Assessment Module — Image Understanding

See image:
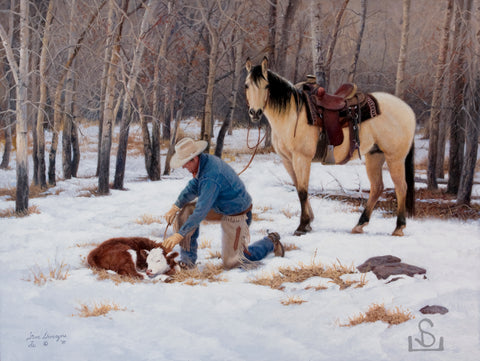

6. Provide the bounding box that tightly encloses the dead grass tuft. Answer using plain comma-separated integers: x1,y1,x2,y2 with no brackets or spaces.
0,204,41,218
250,260,367,291
134,214,163,225
340,303,414,327
74,302,127,318
90,268,144,285
281,296,307,306
198,239,212,249
283,243,300,252
27,261,70,286
170,262,225,285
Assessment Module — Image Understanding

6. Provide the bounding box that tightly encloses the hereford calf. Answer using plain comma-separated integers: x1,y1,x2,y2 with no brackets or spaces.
87,237,178,279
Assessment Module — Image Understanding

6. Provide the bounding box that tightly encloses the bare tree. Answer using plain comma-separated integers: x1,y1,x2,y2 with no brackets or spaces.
98,0,128,195
456,0,477,205
347,0,367,83
395,0,411,99
275,0,301,75
113,0,158,190
427,0,454,190
0,0,30,213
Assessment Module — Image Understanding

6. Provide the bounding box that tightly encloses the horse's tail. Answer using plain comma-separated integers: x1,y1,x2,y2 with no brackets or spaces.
405,142,415,217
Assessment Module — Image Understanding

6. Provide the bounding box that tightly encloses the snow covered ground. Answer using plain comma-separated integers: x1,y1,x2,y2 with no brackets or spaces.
0,122,479,361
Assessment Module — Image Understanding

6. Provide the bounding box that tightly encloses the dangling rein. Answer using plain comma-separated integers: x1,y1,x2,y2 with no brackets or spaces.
237,125,267,176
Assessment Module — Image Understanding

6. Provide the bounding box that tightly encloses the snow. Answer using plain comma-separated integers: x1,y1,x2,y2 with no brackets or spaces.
1,122,479,361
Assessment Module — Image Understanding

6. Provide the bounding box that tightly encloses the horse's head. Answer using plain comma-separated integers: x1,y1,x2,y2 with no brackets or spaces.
245,57,270,123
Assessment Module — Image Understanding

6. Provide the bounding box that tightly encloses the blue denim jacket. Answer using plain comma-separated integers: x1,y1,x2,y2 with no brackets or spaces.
174,153,252,237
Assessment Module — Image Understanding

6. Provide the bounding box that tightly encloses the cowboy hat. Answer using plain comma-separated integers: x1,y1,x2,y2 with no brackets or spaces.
171,137,208,168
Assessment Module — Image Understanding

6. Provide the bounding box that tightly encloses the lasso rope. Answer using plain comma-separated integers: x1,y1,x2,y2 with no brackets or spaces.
237,125,267,176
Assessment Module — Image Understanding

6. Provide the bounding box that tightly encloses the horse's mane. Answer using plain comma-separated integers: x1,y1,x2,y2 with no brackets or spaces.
250,65,305,114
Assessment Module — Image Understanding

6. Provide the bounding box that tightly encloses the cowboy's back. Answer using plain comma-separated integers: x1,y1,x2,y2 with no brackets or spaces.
175,153,252,237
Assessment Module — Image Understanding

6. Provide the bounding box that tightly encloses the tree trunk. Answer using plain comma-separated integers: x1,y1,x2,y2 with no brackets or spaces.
98,0,127,195
0,0,31,213
347,0,367,83
456,0,476,205
276,0,300,76
62,0,77,180
447,0,467,194
114,0,156,190
215,41,243,157
427,0,454,190
49,0,106,185
395,0,411,99
34,0,53,188
267,0,277,69
0,0,16,170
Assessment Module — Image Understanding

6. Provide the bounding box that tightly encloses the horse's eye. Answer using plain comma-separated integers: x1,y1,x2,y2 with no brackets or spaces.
265,85,269,90
245,84,249,89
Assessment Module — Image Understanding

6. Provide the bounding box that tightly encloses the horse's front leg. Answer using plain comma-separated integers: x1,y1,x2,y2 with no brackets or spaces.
292,154,313,236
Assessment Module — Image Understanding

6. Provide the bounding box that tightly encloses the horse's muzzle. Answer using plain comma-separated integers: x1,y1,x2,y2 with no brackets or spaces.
248,108,263,122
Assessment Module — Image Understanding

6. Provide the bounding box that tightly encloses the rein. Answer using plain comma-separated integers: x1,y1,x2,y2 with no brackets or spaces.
237,125,267,176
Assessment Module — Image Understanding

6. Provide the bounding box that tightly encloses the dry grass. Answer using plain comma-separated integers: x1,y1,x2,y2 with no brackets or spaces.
249,260,367,291
0,204,41,218
206,250,222,259
170,262,225,285
340,303,414,327
313,188,480,220
27,261,70,286
281,296,307,306
283,243,300,252
134,213,163,225
74,302,127,318
198,239,212,249
90,267,144,285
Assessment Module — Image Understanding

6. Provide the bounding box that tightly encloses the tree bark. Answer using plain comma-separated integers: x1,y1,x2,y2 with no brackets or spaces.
0,0,30,212
347,0,367,83
98,0,127,195
395,0,411,99
114,0,156,190
447,0,467,194
456,0,477,205
427,0,454,190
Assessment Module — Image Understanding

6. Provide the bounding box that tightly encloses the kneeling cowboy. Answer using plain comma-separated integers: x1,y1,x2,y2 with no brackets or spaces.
163,137,284,268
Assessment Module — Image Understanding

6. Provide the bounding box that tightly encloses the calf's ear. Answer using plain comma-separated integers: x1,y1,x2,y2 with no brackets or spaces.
167,251,179,260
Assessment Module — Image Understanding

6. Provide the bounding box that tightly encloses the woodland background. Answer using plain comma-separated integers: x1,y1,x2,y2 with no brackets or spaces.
0,0,479,214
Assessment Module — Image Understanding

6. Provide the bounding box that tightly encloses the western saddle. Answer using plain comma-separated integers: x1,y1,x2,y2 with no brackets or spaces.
297,75,379,164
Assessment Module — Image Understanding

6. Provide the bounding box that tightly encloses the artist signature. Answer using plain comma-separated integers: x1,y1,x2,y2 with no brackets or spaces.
26,331,68,348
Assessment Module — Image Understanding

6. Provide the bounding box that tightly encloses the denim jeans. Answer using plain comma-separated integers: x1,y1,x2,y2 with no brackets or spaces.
180,210,274,265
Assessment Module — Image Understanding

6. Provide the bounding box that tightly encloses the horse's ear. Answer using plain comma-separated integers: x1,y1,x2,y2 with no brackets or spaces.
261,56,268,79
246,57,252,72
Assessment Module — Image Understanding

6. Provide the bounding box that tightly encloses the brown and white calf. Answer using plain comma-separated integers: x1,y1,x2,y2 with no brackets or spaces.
87,237,178,280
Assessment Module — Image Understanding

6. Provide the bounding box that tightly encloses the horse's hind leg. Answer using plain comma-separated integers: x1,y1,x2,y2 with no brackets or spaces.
352,151,385,234
291,154,314,235
386,157,408,236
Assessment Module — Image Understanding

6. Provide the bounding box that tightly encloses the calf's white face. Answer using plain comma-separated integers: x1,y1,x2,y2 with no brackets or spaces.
146,248,169,277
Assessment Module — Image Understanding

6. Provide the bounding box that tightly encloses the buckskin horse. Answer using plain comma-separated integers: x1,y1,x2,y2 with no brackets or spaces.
245,57,415,236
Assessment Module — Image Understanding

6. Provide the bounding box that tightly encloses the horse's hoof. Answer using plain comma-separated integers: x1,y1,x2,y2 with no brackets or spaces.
294,223,312,236
392,228,405,237
351,224,366,234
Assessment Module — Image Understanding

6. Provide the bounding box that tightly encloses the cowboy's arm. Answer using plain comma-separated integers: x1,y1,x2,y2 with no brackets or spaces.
178,179,220,237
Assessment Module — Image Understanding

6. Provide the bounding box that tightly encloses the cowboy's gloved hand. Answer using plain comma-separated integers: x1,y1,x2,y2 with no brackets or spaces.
164,204,180,224
163,233,183,251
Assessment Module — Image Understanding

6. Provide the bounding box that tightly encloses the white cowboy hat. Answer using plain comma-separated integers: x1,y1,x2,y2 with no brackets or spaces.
171,137,208,168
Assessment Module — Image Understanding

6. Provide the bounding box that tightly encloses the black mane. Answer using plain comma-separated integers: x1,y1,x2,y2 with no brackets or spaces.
250,65,304,114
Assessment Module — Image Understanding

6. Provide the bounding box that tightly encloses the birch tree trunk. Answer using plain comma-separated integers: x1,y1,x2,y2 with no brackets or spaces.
0,0,15,170
0,0,30,213
276,0,300,75
98,0,127,194
447,0,467,194
62,0,77,180
427,0,454,190
310,0,325,86
34,0,54,188
456,0,477,205
395,0,411,99
347,0,367,83
114,0,156,190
